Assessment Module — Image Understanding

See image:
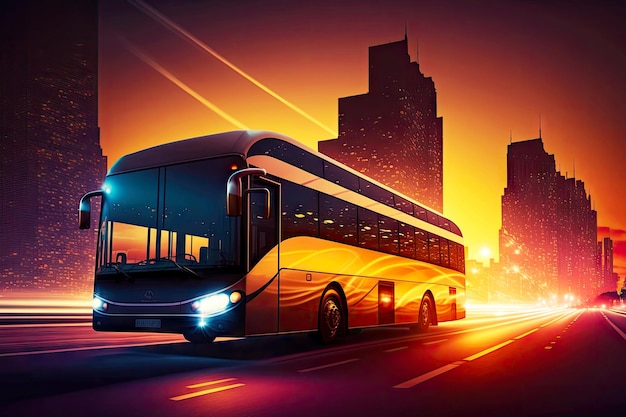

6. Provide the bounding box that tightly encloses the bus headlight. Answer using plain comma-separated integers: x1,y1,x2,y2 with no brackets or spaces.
191,291,243,316
92,297,108,311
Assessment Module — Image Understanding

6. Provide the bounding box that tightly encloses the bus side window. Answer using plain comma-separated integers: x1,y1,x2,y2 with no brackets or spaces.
281,180,318,240
415,228,429,262
249,180,278,267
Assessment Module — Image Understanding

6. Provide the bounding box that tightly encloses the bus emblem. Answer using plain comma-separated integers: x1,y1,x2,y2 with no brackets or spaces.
144,290,154,300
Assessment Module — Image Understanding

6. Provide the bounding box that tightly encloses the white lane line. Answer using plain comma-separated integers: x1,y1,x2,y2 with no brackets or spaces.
297,358,359,373
385,346,408,352
602,313,626,341
393,361,465,389
463,340,515,362
423,338,448,345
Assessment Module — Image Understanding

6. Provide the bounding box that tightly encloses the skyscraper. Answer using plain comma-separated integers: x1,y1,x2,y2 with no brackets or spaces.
318,34,443,212
0,0,106,295
499,138,597,303
602,237,615,293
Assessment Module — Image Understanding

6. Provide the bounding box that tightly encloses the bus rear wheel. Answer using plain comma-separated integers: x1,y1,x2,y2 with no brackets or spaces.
417,296,432,333
318,289,344,344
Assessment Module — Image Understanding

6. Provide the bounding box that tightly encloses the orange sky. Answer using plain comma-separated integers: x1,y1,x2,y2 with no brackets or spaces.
99,0,626,276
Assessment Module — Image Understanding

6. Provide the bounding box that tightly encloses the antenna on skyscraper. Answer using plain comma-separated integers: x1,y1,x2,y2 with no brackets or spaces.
509,129,512,144
405,20,408,41
539,113,542,138
573,159,576,178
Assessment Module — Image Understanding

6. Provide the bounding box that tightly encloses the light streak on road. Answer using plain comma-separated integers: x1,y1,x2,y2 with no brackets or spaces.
393,307,581,389
422,338,448,345
297,358,360,373
385,346,408,352
127,0,337,137
0,340,180,358
170,378,245,401
119,37,248,129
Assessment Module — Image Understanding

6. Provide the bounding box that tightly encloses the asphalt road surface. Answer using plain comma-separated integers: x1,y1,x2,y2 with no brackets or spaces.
1,305,625,417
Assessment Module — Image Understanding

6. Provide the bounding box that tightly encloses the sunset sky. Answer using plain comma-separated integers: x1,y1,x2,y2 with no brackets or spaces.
98,0,626,276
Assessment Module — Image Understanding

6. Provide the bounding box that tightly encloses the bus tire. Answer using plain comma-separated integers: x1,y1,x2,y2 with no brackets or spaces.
318,288,344,344
417,295,433,333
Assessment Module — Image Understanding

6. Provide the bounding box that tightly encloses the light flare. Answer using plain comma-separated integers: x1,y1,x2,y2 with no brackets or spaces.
119,37,248,129
127,0,337,137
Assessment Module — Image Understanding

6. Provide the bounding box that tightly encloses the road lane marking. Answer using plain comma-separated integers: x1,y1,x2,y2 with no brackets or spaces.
385,346,408,352
393,361,465,389
297,358,359,373
463,340,515,362
263,308,571,367
514,329,538,339
394,326,546,389
423,338,448,345
602,313,626,341
0,340,179,358
170,381,245,401
187,378,238,389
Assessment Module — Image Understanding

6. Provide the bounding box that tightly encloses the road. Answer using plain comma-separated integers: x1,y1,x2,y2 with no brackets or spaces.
0,305,625,417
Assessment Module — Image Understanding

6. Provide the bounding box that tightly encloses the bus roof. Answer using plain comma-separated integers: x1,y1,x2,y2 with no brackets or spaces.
108,130,290,175
107,130,461,236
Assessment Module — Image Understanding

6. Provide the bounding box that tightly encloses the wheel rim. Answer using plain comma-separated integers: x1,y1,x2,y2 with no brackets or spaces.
323,297,341,338
420,299,430,328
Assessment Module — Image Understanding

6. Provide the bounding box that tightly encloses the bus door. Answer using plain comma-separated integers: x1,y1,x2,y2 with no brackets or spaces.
245,177,280,335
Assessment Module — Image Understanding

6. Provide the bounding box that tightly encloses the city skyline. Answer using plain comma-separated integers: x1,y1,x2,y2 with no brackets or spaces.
98,0,626,277
0,0,106,294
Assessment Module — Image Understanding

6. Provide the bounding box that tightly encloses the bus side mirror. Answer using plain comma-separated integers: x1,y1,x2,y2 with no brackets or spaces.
78,190,103,229
226,168,267,216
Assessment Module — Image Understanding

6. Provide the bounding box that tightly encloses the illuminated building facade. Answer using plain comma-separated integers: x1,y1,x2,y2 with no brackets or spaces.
318,35,443,212
499,138,597,303
601,237,617,293
0,0,106,295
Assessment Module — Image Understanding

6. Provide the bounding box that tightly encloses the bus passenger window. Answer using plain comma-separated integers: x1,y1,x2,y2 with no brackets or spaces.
358,207,378,250
281,180,318,240
440,238,450,268
399,223,415,259
428,233,440,265
415,228,429,262
320,194,357,245
379,216,398,255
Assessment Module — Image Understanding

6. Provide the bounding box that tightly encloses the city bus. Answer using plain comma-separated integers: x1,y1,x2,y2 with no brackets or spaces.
79,130,465,344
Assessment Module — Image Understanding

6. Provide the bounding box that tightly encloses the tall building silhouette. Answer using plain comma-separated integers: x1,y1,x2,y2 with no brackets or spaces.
602,237,616,293
318,34,443,212
0,0,106,295
499,138,597,303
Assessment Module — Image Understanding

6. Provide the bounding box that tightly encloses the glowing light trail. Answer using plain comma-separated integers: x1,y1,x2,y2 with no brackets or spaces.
120,37,248,129
128,0,337,137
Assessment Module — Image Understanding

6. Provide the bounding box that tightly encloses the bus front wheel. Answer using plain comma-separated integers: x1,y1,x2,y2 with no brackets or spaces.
318,289,344,344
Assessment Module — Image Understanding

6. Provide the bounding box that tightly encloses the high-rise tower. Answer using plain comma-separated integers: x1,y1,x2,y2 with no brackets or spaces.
499,138,597,303
318,35,443,211
0,0,107,295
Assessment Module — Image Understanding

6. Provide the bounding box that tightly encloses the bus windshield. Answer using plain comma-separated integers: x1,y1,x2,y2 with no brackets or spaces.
97,157,242,274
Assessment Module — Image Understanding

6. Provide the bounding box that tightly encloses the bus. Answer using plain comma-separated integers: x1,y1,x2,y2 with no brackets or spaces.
79,130,465,344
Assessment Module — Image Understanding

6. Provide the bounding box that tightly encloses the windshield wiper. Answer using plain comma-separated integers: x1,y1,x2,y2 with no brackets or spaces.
159,257,202,279
112,263,134,282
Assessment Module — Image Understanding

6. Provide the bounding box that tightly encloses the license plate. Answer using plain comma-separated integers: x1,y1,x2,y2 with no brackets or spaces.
135,318,161,329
